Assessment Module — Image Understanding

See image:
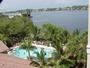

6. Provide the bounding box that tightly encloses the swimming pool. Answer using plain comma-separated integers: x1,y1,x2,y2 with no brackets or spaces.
12,47,55,59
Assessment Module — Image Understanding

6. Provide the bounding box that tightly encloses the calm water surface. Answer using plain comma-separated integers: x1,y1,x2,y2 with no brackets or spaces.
31,11,88,32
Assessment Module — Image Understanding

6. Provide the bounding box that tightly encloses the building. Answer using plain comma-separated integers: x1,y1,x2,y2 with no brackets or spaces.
2,12,22,18
0,54,37,68
0,41,9,53
87,1,90,68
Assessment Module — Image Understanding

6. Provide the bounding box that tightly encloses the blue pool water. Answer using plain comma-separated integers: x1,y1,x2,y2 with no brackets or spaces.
13,47,54,59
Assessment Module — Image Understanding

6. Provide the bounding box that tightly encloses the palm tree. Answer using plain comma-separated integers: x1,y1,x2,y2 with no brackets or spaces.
42,23,57,41
67,31,87,68
48,51,75,68
51,28,66,59
31,49,47,68
48,27,77,68
20,38,35,60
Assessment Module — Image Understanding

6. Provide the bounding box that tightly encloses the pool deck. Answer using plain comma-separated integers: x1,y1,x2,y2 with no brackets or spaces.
32,43,55,50
0,53,37,68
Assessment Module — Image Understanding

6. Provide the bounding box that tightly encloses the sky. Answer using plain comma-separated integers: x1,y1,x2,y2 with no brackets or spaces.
0,0,88,11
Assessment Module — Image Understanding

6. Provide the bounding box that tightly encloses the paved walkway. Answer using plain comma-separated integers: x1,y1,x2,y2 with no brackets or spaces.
0,54,37,68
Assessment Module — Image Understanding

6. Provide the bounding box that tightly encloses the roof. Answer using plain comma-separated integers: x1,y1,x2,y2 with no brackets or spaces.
0,41,9,53
0,54,37,68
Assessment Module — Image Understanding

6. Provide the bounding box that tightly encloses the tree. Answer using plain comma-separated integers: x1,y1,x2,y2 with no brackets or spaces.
0,34,8,44
73,29,80,36
67,31,87,68
0,16,36,47
34,49,47,68
20,38,35,60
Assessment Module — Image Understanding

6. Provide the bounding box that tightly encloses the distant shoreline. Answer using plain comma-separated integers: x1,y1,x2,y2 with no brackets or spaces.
0,5,88,13
31,10,87,13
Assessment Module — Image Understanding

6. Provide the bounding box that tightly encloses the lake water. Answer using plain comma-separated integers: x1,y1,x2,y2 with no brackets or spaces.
31,11,88,32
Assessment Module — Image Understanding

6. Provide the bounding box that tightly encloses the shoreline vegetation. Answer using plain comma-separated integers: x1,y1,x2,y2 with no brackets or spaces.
0,8,87,68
